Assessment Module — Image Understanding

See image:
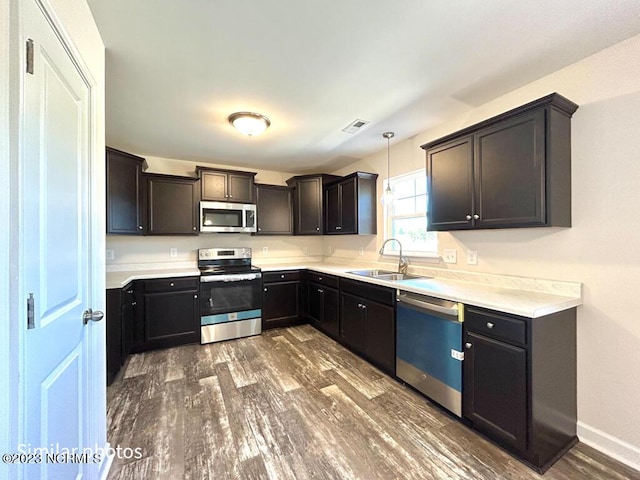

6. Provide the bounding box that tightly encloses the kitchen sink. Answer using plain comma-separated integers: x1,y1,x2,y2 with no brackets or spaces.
347,270,429,281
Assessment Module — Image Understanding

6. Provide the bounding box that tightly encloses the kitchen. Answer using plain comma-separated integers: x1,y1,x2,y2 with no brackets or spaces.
4,1,640,479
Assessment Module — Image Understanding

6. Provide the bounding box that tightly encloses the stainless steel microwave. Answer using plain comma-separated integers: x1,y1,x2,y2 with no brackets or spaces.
200,201,257,233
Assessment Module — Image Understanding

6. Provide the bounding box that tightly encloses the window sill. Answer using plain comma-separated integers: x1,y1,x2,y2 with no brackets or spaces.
381,250,440,262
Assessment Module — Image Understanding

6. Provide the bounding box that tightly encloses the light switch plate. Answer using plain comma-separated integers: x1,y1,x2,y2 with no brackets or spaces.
170,247,178,258
443,249,457,264
262,246,269,254
106,249,114,261
467,249,478,265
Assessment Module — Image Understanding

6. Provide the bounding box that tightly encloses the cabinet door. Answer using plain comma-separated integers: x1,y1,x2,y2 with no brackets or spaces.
463,331,527,453
322,287,339,338
307,283,323,325
228,173,254,203
363,300,395,374
262,281,300,329
426,136,474,231
106,148,145,234
339,178,357,234
340,292,366,352
474,110,545,228
200,170,228,201
255,185,293,235
324,183,341,233
120,286,135,360
296,177,322,234
147,176,199,235
106,289,122,385
143,289,199,350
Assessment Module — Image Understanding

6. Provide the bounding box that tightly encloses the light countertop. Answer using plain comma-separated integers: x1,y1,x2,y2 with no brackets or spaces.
107,262,582,318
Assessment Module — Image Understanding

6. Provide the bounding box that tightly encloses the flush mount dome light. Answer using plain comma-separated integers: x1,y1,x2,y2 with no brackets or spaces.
228,112,271,137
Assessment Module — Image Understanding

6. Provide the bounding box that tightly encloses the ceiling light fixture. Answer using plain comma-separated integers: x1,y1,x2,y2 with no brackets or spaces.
381,131,395,206
228,112,271,137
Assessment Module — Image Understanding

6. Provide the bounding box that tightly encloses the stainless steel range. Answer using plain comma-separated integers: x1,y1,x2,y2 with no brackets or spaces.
198,247,262,344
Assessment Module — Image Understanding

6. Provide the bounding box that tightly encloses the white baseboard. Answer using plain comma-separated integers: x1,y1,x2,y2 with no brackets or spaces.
577,421,640,472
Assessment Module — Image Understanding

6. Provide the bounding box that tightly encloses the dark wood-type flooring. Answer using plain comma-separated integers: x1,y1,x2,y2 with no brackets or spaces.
107,325,639,479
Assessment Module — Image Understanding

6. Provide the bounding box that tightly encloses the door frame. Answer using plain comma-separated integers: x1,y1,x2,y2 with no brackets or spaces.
2,0,107,478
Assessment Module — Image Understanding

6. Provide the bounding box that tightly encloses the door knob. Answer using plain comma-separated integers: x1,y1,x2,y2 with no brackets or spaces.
83,309,104,325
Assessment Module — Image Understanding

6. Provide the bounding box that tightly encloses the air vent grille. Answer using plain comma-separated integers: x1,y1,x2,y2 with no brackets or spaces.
342,119,370,134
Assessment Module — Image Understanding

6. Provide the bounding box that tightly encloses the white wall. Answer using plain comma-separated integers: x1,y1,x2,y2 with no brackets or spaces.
332,34,640,468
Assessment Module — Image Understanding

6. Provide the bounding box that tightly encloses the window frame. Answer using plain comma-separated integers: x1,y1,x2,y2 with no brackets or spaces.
381,168,438,259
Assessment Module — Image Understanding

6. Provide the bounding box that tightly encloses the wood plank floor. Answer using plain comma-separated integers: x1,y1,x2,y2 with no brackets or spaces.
107,325,639,480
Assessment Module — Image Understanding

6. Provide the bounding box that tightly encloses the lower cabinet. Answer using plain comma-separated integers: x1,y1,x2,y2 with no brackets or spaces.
262,270,304,329
106,283,136,385
463,305,577,472
339,278,396,375
135,276,200,351
306,272,339,338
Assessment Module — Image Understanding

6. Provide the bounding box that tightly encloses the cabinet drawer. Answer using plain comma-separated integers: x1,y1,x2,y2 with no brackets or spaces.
263,270,302,283
306,271,339,288
465,307,526,346
143,276,199,293
340,278,395,306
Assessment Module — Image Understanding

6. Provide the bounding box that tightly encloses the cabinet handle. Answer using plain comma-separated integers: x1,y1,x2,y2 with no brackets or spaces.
466,214,472,220
486,322,494,329
318,289,324,294
258,228,262,231
465,342,472,349
229,195,233,198
336,226,342,230
316,227,320,231
319,277,322,280
126,289,133,294
357,303,362,308
264,288,268,292
131,301,137,306
194,294,198,299
281,274,285,279
473,214,480,220
138,225,143,230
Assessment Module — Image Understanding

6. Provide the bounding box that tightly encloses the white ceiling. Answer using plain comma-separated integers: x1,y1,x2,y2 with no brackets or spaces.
88,0,640,174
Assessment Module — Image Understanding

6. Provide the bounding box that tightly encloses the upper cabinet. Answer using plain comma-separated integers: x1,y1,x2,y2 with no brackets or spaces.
324,172,378,235
196,166,256,203
254,184,293,235
286,174,341,235
422,93,578,231
106,147,147,234
145,174,199,235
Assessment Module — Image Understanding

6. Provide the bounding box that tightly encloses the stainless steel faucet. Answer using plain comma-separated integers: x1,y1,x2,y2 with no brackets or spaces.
379,238,408,274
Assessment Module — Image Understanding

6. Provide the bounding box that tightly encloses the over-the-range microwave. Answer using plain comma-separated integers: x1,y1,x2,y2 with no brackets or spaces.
199,201,257,233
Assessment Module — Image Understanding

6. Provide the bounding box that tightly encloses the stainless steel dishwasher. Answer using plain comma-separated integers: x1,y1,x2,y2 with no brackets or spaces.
396,291,464,417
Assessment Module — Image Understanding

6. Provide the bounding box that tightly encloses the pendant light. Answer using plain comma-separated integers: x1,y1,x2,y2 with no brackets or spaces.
380,131,395,206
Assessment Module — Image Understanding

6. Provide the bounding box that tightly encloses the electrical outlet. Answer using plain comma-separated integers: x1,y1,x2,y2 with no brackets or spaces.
262,246,269,254
359,247,364,256
303,246,308,255
328,245,333,255
170,247,178,258
106,249,114,261
443,249,457,264
467,249,478,265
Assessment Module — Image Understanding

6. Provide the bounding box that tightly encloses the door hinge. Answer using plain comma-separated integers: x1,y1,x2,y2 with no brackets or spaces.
27,293,35,329
26,39,34,75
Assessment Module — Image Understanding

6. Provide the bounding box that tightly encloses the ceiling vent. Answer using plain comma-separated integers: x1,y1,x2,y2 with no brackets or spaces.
342,119,370,134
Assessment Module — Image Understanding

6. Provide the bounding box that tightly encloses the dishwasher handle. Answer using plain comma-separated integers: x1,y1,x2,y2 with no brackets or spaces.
397,293,459,318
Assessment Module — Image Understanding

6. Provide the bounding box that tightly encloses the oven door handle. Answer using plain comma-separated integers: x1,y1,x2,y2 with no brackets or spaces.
200,273,261,283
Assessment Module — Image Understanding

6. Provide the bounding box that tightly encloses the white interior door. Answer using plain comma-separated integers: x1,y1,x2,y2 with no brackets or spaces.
21,1,99,479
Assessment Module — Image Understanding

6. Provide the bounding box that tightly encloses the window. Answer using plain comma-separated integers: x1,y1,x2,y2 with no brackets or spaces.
382,169,438,256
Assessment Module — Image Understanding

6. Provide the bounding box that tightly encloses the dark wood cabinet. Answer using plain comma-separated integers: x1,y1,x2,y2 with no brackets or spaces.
262,270,303,329
196,166,256,203
255,184,293,235
339,278,395,374
286,174,341,235
146,174,199,235
422,93,578,231
106,283,136,384
137,277,200,351
324,172,378,235
306,272,339,338
463,305,577,472
106,147,147,234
